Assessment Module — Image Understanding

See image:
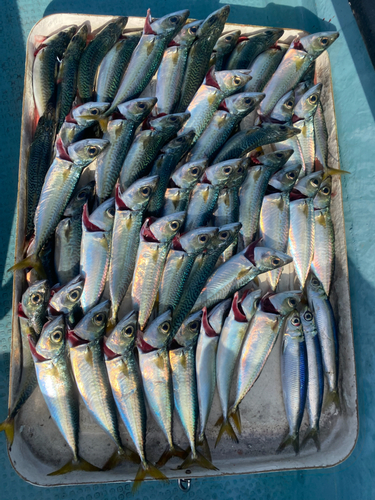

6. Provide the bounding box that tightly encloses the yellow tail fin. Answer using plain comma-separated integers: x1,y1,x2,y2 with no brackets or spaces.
322,166,350,180
8,254,46,279
197,433,212,461
276,432,299,455
156,444,187,467
215,417,238,448
0,417,15,446
301,427,320,451
323,389,341,413
98,117,110,133
229,406,242,434
102,446,140,470
132,462,169,493
48,456,101,476
178,450,218,471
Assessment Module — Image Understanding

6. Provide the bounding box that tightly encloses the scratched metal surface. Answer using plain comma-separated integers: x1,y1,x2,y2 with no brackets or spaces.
0,0,374,498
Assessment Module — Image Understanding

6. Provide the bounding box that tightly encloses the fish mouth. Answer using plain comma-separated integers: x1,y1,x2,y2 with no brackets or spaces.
142,112,167,131
103,340,121,360
260,292,279,314
28,335,49,362
140,218,160,243
290,189,307,201
18,303,27,319
67,329,90,348
292,114,302,124
82,203,104,232
136,332,158,353
171,233,185,251
55,137,73,162
218,100,229,112
201,173,211,184
115,184,131,211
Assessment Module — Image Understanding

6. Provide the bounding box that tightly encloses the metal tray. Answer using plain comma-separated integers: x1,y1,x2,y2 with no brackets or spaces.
8,13,358,487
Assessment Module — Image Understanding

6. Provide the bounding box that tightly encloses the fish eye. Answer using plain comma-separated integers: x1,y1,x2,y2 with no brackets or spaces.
223,166,232,174
254,298,260,308
175,136,184,143
311,278,319,286
77,191,87,200
87,146,98,156
320,36,329,45
170,221,180,231
106,207,115,218
287,172,295,179
288,297,297,307
189,321,199,331
93,313,105,326
190,167,199,176
189,26,197,34
51,329,63,343
225,35,232,41
137,102,145,109
90,108,98,116
276,152,284,158
233,77,242,85
68,289,81,302
141,186,151,197
169,116,177,122
311,178,319,187
291,316,301,326
264,30,273,35
161,322,170,333
72,35,77,41
304,311,313,321
285,100,294,108
219,231,228,240
309,94,318,104
198,235,208,243
124,325,134,337
280,126,287,131
322,186,330,195
272,257,281,266
31,293,42,304
244,97,253,105
170,16,178,23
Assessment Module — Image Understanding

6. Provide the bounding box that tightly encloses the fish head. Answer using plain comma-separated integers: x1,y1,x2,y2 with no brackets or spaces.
106,310,138,355
33,316,66,361
207,298,232,334
262,290,302,315
306,272,327,301
113,16,129,31
263,123,301,142
22,280,50,322
163,130,195,157
119,175,159,211
314,176,332,209
269,163,301,192
293,83,322,121
68,138,109,167
64,181,95,217
257,149,294,170
299,31,339,57
225,92,265,117
152,112,190,135
270,90,295,124
214,30,241,54
141,310,172,349
248,27,284,46
172,160,207,189
283,310,304,341
72,102,111,126
241,289,263,321
197,6,230,38
208,222,242,252
253,246,293,272
117,97,157,123
294,82,309,105
87,197,115,231
73,301,110,342
299,304,317,334
294,171,323,198
174,19,203,45
149,212,185,242
150,9,190,39
49,276,84,315
203,158,242,187
68,24,88,50
174,310,202,347
178,226,219,254
215,70,252,94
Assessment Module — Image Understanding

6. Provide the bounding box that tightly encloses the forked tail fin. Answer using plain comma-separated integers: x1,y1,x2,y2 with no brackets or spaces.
0,417,15,446
301,427,320,451
276,432,299,455
228,406,242,434
48,456,101,476
197,433,212,461
214,416,239,447
132,462,169,493
8,254,46,279
102,446,140,470
156,444,187,467
322,166,350,180
178,450,218,471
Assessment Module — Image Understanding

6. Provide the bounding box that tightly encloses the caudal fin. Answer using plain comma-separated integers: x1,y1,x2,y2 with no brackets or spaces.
156,444,187,467
8,254,46,279
0,417,15,446
301,427,320,451
197,433,212,461
228,406,242,434
178,450,218,471
132,462,169,493
323,166,350,180
276,432,299,455
48,456,101,476
323,389,341,413
102,446,140,470
215,416,238,447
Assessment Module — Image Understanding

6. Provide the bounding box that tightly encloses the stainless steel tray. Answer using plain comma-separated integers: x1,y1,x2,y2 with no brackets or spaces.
9,13,358,487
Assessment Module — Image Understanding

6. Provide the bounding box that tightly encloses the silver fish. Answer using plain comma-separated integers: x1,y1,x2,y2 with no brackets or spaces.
244,43,288,93
49,275,84,328
212,30,241,71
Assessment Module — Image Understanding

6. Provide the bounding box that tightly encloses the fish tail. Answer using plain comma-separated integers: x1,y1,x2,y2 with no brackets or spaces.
322,166,350,180
8,254,46,279
178,450,218,471
215,417,239,447
228,406,242,434
0,417,15,446
102,446,140,470
323,389,341,412
132,462,169,493
107,308,118,331
48,456,101,476
197,433,212,461
98,117,110,133
156,444,187,467
301,427,321,451
276,432,299,455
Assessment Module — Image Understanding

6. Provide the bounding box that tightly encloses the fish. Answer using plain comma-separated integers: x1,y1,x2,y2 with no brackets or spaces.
56,25,88,131
188,92,265,163
95,97,157,203
259,163,301,290
158,226,218,314
229,290,301,430
314,102,328,171
30,315,100,474
49,276,84,328
104,311,167,489
137,310,186,466
96,31,142,103
213,124,300,163
269,90,295,124
239,150,293,248
244,43,288,93
80,202,114,314
226,28,284,70
179,67,252,144
212,30,241,71
33,26,76,117
69,301,139,468
21,279,50,335
196,301,231,459
169,311,217,471
184,158,247,232
54,181,95,286
10,138,109,277
132,212,186,330
215,290,261,445
155,20,202,115
176,6,230,113
191,243,293,313
292,83,322,174
311,177,334,295
108,176,159,328
306,272,339,410
108,9,190,113
300,306,324,451
119,112,190,191
147,130,195,217
26,101,57,238
277,311,307,454
259,31,339,118
78,17,128,102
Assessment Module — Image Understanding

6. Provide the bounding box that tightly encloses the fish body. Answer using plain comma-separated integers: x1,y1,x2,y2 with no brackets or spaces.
314,103,328,170
244,44,288,92
55,216,82,286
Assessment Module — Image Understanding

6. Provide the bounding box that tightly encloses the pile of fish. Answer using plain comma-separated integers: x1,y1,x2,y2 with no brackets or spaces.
1,6,344,489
